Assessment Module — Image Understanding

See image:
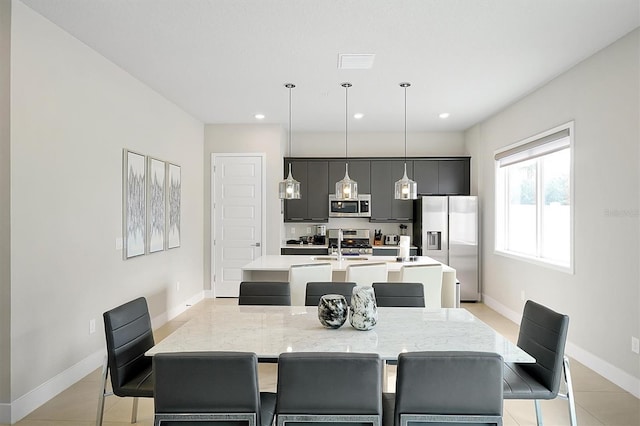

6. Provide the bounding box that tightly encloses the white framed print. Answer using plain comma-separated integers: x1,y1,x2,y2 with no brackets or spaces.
123,149,146,259
167,162,181,249
147,157,166,253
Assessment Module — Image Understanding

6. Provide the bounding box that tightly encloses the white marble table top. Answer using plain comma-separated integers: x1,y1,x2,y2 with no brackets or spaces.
147,305,534,363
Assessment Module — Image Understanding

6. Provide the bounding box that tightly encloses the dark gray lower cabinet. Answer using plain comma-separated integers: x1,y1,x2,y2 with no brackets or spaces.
372,247,417,256
281,247,329,255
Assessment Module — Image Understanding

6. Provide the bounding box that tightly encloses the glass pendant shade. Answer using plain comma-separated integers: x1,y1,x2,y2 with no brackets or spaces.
279,163,301,199
335,82,358,200
335,162,358,200
394,162,418,200
279,83,301,199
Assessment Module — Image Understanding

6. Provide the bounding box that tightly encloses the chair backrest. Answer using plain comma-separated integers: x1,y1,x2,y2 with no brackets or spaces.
153,351,262,426
394,351,503,426
239,281,291,305
276,352,382,426
103,297,154,396
345,262,388,287
372,282,425,307
399,264,443,308
517,300,570,395
305,281,356,306
288,263,332,306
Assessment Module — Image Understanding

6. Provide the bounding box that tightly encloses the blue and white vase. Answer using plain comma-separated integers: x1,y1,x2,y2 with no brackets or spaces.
318,294,349,329
349,286,378,330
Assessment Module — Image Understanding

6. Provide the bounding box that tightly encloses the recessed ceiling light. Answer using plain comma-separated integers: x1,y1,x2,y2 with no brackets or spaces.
439,112,450,119
353,113,364,119
254,113,265,120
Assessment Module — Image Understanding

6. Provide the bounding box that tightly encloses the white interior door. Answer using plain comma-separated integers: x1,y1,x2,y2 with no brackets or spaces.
212,155,264,297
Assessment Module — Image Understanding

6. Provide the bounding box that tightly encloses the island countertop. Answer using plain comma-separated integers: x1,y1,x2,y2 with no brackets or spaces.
241,255,458,307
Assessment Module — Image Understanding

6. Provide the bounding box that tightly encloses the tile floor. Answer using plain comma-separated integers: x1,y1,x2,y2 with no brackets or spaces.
3,299,638,426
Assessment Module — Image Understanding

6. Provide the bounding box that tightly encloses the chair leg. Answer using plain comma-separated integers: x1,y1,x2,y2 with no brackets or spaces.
131,397,139,423
534,400,543,426
562,356,578,426
96,356,108,426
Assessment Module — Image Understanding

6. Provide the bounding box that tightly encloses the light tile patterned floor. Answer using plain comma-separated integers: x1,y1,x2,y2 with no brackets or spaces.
2,299,638,426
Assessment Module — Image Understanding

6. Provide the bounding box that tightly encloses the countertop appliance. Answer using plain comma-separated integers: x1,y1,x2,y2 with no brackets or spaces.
384,234,399,245
327,229,372,255
328,194,371,218
413,196,479,302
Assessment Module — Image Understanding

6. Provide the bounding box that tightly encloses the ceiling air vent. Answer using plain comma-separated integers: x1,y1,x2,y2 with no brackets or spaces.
338,53,375,69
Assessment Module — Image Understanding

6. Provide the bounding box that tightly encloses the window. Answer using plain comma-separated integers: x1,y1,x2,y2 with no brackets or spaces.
495,123,573,272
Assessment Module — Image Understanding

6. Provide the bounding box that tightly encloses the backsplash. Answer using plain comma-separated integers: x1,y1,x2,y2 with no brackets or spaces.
282,218,412,245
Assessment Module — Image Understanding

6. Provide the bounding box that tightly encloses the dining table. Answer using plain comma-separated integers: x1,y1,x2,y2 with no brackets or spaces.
146,304,534,363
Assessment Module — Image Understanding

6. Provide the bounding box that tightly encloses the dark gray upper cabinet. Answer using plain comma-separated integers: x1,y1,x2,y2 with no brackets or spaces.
438,159,470,195
412,160,439,195
283,159,329,222
328,160,371,194
370,160,413,222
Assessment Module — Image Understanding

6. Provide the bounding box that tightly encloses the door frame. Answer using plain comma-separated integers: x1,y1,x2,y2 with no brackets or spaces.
210,153,267,298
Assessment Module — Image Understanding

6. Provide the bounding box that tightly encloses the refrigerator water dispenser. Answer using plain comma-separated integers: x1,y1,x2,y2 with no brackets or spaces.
427,231,441,250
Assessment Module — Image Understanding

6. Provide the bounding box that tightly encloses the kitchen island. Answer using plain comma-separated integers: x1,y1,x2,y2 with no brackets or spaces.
241,255,458,307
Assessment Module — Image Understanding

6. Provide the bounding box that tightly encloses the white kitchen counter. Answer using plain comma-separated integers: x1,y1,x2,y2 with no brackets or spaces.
241,255,458,307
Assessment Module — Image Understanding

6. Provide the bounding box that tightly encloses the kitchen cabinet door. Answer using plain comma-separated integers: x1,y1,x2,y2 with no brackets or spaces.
284,160,329,222
329,160,371,194
438,159,470,195
413,160,439,195
370,160,413,222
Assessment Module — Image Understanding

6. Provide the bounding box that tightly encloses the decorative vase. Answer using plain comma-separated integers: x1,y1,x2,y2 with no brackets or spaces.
349,286,378,330
317,294,349,329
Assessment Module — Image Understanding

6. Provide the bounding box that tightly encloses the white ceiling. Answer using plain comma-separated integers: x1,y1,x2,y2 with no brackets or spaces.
20,0,640,132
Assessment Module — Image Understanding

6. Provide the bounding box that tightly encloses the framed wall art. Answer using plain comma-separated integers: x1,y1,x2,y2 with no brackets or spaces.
147,157,166,253
167,162,181,249
123,149,146,259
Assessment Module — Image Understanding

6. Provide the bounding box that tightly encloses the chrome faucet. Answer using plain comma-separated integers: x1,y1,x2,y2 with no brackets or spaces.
337,229,343,261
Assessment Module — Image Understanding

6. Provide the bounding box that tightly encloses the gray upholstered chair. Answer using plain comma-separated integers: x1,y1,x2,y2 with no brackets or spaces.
276,352,382,426
305,281,356,306
503,300,576,426
153,351,276,426
97,297,154,426
384,351,504,426
239,281,291,305
372,282,425,307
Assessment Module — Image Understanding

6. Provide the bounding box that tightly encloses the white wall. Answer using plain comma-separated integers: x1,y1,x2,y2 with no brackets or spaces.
465,29,640,396
0,0,11,410
7,2,204,421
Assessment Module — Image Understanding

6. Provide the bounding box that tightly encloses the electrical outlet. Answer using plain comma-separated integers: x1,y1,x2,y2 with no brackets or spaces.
290,227,295,234
306,226,311,234
89,319,96,335
520,290,525,301
632,337,639,354
176,281,181,292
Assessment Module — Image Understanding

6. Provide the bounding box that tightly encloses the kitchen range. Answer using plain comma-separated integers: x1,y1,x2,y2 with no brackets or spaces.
327,228,372,255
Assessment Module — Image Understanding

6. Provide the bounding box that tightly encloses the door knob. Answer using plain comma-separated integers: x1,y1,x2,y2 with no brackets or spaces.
251,242,261,247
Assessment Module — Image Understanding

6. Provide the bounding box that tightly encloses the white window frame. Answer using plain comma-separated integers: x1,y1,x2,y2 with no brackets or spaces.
494,122,574,274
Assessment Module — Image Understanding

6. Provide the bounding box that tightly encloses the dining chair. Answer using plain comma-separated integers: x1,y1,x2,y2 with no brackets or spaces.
239,281,291,305
288,263,332,306
153,351,276,426
97,297,154,426
276,352,382,426
503,300,576,426
305,281,356,306
372,282,425,307
398,264,443,308
383,351,504,426
345,262,388,287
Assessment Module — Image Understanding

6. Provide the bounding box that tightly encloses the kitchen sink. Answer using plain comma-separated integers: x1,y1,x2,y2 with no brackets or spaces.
311,256,370,261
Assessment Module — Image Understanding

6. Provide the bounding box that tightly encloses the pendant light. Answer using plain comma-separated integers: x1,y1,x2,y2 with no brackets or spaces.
335,82,358,200
279,83,301,199
394,82,418,200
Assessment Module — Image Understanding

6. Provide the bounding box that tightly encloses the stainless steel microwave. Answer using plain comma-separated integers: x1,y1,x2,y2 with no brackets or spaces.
329,194,372,218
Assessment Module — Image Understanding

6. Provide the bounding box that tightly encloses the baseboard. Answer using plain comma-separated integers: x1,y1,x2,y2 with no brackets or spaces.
4,293,207,424
483,294,640,399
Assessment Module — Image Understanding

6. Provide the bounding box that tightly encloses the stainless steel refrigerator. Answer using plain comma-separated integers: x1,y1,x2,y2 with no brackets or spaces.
413,196,480,302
